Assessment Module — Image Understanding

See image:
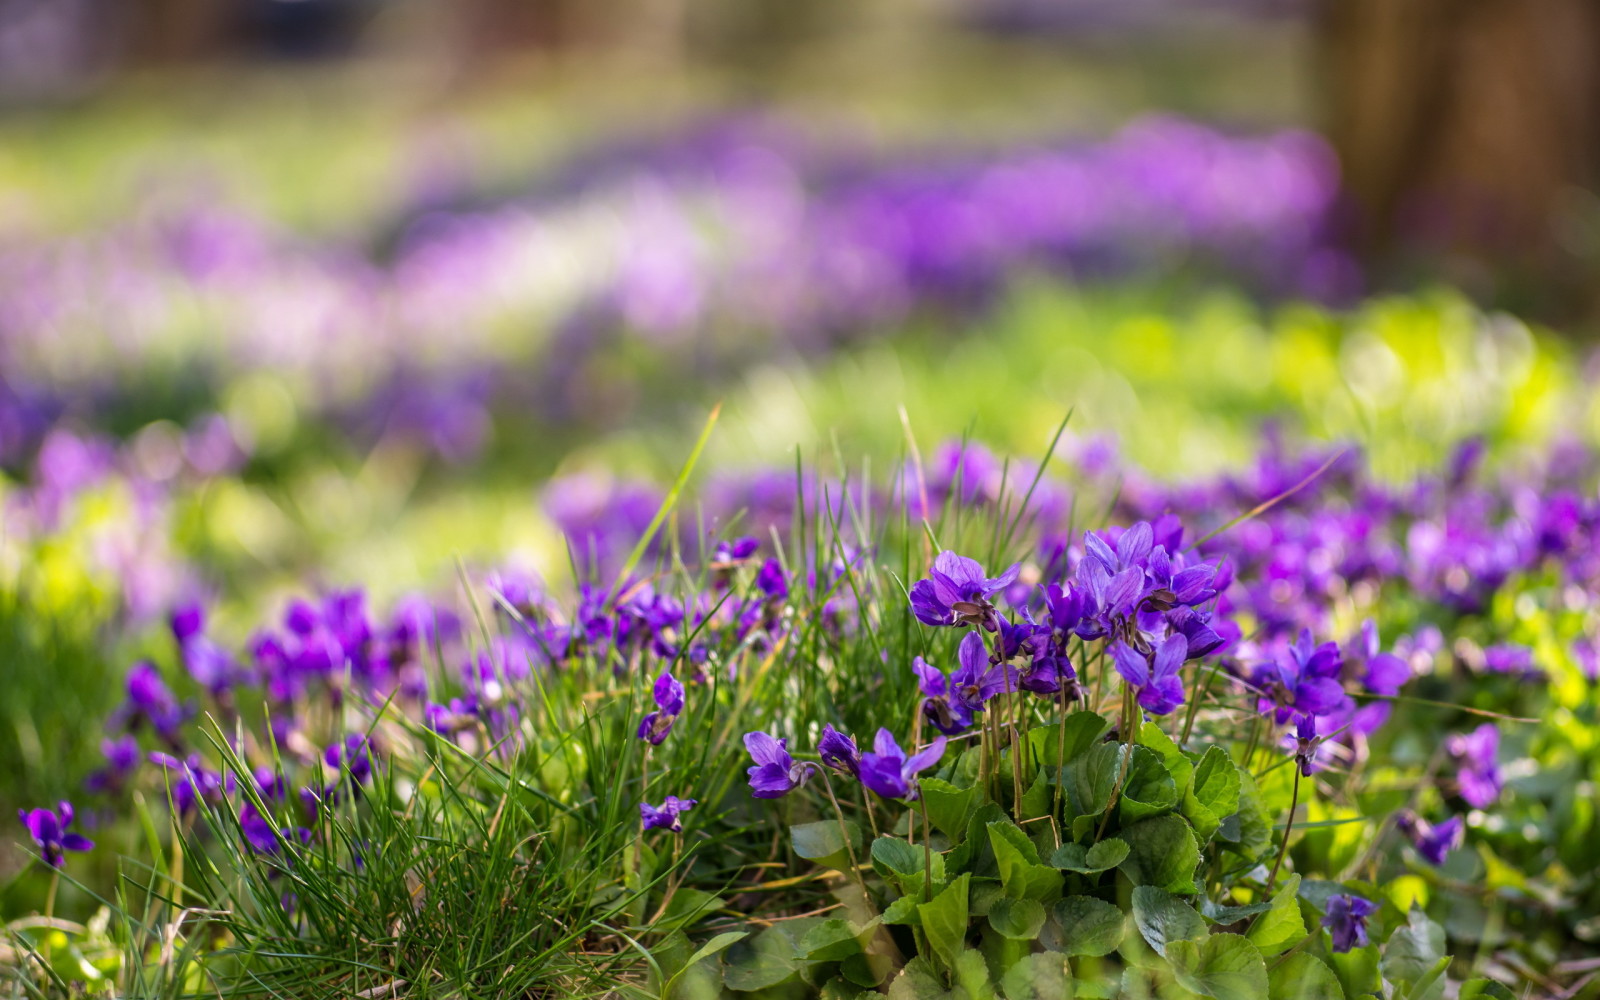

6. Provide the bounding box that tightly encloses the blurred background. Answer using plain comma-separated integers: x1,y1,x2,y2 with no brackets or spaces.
3,0,1599,594
3,0,1600,880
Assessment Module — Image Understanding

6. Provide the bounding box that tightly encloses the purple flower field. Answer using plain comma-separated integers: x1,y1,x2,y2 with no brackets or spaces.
2,56,1599,999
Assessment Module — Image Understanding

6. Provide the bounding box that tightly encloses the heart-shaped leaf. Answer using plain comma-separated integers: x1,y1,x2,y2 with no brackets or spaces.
1131,885,1205,957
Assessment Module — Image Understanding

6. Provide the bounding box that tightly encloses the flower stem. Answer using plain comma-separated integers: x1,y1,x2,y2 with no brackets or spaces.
1180,660,1222,747
917,792,934,902
1266,767,1301,891
1051,684,1070,850
44,869,59,922
633,746,651,890
859,782,881,841
822,771,873,911
1097,682,1137,841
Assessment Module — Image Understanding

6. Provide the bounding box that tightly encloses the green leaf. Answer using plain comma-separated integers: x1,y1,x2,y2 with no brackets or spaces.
955,948,998,1000
1131,886,1205,957
1330,942,1382,999
1019,768,1054,824
948,801,1007,877
840,951,886,989
658,888,724,931
887,956,961,1000
722,926,800,991
1028,712,1111,769
664,931,746,997
1118,745,1180,822
1267,952,1342,1000
1165,933,1268,1000
922,778,977,841
1119,813,1201,893
801,918,865,962
1398,957,1451,1000
871,836,921,880
821,978,875,1000
956,746,984,787
1001,953,1077,1000
1138,721,1194,791
988,819,1044,870
919,872,973,972
1459,979,1516,1000
1065,741,1122,819
989,820,1061,900
1050,895,1126,957
1018,865,1065,903
792,820,861,870
1381,907,1446,987
1217,768,1272,863
1050,837,1129,873
969,877,1005,917
989,897,1047,941
1182,746,1242,843
872,835,942,897
1197,897,1274,924
1245,875,1305,957
881,895,921,926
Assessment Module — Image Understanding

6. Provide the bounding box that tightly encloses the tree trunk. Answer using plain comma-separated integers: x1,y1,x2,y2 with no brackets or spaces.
1316,0,1600,313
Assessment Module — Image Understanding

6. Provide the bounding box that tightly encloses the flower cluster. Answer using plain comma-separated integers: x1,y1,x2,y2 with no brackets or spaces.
0,118,1347,477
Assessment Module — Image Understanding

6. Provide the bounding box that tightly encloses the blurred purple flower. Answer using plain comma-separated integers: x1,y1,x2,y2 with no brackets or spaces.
1323,894,1378,952
1447,724,1502,809
18,802,93,868
1396,812,1464,866
325,734,374,785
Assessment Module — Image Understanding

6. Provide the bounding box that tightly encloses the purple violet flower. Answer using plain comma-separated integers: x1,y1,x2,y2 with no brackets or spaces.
18,802,93,868
325,734,375,785
170,601,206,644
1256,629,1347,725
149,752,230,814
640,795,697,832
1350,620,1411,696
425,697,481,736
710,537,760,573
1323,894,1378,952
637,671,686,745
1447,724,1502,809
121,661,189,740
1109,634,1188,716
239,803,311,856
1139,545,1218,612
818,725,861,778
744,732,815,798
948,630,1018,712
908,551,1019,631
1481,644,1537,676
756,558,789,602
1083,522,1155,578
1292,714,1323,777
85,735,142,794
858,728,947,801
913,656,975,735
1396,812,1464,866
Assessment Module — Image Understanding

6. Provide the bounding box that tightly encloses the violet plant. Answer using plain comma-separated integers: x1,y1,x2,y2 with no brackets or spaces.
4,425,1595,998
